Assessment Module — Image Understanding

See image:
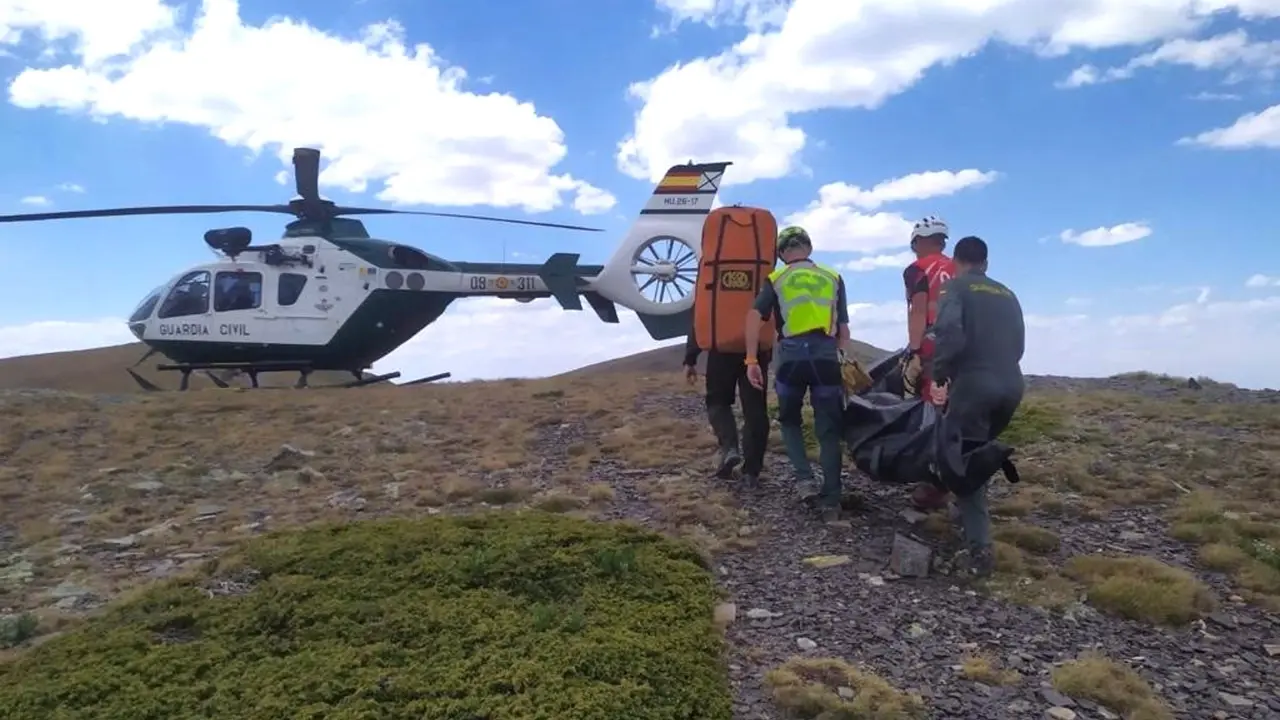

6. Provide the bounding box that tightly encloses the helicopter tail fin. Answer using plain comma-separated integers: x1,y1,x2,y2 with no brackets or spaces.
583,161,731,340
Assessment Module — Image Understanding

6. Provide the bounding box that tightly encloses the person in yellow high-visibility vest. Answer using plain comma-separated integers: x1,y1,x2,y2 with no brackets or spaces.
744,226,851,522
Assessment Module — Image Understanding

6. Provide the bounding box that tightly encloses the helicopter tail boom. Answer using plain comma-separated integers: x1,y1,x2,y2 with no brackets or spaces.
577,161,731,340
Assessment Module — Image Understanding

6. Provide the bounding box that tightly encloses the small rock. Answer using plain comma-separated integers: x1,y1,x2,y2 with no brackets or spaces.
714,603,737,626
899,509,928,524
1218,692,1253,708
836,686,855,700
746,608,782,620
1039,688,1075,707
1045,708,1077,720
796,637,818,651
383,482,403,500
803,554,851,568
128,480,165,492
1096,708,1118,720
1261,643,1280,657
265,444,315,472
1209,612,1236,629
102,535,138,548
889,533,931,578
326,490,366,511
194,504,226,517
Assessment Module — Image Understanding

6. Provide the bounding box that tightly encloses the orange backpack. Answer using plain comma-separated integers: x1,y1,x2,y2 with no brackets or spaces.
693,206,778,354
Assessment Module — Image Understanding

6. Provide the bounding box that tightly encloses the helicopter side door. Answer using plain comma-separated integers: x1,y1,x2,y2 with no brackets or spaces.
151,269,214,341
208,268,271,343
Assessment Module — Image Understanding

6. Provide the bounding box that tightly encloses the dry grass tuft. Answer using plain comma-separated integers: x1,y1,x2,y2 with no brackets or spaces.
1171,491,1280,610
1051,653,1174,720
958,653,1021,686
764,656,928,719
1062,554,1216,625
992,522,1061,555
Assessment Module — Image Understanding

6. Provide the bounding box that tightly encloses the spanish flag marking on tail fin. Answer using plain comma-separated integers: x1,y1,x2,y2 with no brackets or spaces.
655,169,704,193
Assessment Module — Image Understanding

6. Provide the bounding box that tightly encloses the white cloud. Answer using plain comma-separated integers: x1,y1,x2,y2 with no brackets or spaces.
1059,30,1280,88
618,1,1280,185
1190,91,1243,101
837,252,915,273
6,292,1280,389
5,0,615,215
1065,296,1092,307
784,169,997,253
0,318,132,358
18,195,50,206
1059,222,1152,247
1179,103,1280,149
57,182,85,193
653,0,786,32
1246,274,1280,288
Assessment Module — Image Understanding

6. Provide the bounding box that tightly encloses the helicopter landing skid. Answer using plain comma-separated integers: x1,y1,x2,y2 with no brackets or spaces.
125,360,424,392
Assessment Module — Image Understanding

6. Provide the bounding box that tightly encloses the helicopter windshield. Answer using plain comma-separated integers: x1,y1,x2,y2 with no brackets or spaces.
129,285,165,323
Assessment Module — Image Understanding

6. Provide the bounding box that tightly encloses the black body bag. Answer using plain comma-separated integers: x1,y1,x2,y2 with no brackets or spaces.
843,350,1020,497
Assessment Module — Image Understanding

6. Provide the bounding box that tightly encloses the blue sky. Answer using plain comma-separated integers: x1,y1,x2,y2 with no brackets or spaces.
1,0,1278,386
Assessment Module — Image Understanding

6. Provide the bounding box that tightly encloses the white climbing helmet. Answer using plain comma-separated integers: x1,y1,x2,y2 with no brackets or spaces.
910,215,949,241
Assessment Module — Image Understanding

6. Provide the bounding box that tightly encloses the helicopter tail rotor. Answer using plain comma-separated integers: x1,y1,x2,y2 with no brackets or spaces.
584,161,731,340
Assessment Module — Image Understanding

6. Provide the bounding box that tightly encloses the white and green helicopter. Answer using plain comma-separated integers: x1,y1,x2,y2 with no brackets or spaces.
0,148,729,390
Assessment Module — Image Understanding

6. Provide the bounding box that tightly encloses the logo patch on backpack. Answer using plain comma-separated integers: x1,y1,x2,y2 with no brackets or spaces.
718,269,754,291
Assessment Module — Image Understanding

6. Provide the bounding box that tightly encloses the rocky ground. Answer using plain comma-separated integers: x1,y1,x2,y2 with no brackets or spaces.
610,383,1279,720
1,370,1278,719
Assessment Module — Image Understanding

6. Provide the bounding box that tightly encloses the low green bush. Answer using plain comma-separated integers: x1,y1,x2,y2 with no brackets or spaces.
0,511,731,720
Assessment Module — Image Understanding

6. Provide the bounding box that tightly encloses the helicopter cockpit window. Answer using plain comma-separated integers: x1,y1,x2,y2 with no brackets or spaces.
214,271,263,312
158,271,211,319
278,273,307,307
129,287,164,323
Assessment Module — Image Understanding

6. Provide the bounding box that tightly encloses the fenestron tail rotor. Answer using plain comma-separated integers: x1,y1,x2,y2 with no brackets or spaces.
0,146,605,233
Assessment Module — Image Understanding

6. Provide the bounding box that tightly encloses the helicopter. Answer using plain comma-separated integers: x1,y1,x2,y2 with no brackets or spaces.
0,148,730,390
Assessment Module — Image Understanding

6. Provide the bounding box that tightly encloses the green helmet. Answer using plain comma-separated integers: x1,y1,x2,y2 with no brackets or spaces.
778,226,812,252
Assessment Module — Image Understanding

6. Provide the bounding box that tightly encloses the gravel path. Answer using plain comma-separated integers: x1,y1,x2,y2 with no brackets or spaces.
563,381,1280,720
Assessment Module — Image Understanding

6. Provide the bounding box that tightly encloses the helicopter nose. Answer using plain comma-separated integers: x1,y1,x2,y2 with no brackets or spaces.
129,322,146,340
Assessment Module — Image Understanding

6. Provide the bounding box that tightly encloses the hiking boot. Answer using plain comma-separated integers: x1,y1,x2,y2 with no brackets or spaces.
911,482,951,511
970,546,995,578
794,478,820,504
740,472,760,489
715,447,742,479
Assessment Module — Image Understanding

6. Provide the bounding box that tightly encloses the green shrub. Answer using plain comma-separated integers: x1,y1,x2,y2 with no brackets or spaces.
0,512,732,720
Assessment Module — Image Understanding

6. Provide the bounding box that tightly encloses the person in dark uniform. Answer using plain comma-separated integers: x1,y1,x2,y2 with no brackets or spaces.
930,235,1026,577
683,320,772,486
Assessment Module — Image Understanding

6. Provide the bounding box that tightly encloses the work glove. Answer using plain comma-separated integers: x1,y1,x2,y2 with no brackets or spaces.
838,349,873,395
900,350,923,397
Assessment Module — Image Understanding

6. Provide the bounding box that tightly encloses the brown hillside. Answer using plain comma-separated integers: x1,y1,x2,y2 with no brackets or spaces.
0,343,367,393
566,337,892,377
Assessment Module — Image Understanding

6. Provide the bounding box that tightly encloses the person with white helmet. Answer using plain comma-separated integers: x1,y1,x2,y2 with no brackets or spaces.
901,214,957,511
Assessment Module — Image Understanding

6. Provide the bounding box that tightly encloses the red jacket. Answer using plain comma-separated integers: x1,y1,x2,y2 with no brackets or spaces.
904,252,956,359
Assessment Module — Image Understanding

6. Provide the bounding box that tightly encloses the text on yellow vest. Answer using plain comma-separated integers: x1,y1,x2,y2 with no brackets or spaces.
768,261,841,337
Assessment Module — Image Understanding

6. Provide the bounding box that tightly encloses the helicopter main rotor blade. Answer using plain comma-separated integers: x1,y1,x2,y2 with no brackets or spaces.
292,148,321,202
334,207,604,233
0,204,295,224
